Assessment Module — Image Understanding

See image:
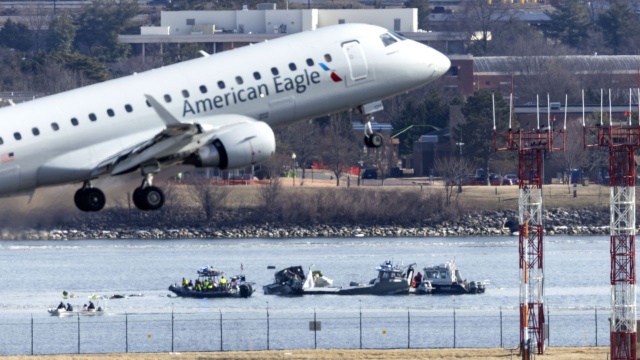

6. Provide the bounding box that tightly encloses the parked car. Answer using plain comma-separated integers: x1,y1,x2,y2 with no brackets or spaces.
503,174,519,185
462,173,514,186
362,168,378,179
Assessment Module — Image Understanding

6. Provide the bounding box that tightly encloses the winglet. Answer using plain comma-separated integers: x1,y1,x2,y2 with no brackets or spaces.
144,94,183,127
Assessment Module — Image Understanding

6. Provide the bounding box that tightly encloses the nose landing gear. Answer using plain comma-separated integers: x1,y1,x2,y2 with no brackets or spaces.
362,114,383,148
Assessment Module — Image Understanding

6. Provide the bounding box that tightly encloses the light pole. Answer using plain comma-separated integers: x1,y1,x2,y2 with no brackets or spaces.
456,142,464,157
291,153,296,186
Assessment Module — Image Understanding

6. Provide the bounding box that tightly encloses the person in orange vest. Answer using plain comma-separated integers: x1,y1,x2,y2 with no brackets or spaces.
413,272,423,288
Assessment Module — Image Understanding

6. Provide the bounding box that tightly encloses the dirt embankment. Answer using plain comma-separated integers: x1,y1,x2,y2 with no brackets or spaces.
1,347,610,360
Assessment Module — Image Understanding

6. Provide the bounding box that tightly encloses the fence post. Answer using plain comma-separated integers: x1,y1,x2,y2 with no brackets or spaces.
125,313,128,353
30,314,33,355
547,306,550,347
266,302,270,351
500,307,503,348
407,308,411,349
171,304,174,353
314,308,317,349
453,308,456,348
219,310,223,352
77,313,80,354
595,307,598,347
359,301,362,349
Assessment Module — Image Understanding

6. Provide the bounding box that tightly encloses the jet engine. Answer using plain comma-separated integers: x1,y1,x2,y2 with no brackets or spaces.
187,121,275,170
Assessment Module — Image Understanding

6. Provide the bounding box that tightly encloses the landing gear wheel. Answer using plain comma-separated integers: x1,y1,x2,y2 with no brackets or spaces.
368,132,383,148
74,189,89,211
133,186,165,211
74,188,105,212
132,187,147,211
364,135,372,147
84,188,106,212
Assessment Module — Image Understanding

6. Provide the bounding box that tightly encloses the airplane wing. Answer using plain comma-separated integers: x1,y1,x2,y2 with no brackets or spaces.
91,95,273,177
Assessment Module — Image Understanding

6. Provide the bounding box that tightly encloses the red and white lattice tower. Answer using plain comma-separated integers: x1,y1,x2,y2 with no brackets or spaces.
493,94,566,359
583,89,637,360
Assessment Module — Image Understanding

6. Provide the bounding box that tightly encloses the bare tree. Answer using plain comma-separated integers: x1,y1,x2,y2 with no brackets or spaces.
454,0,512,55
188,179,231,221
434,155,473,206
257,176,282,210
279,120,321,180
25,3,51,53
319,113,359,186
549,119,589,192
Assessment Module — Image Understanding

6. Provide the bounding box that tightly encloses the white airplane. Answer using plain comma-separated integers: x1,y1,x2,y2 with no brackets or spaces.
0,23,450,212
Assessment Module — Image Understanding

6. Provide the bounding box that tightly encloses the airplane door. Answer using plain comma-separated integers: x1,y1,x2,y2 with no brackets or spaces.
342,41,368,85
0,165,20,193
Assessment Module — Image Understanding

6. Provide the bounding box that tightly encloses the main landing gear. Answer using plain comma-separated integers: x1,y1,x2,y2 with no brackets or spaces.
132,173,165,211
74,181,106,212
74,165,165,212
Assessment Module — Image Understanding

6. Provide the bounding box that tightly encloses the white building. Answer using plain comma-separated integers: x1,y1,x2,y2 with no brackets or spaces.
140,8,417,36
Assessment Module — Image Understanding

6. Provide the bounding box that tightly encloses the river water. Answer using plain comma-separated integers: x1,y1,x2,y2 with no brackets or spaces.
0,235,617,354
0,235,612,312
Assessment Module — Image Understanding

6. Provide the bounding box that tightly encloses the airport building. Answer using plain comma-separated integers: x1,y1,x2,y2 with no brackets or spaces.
118,7,467,58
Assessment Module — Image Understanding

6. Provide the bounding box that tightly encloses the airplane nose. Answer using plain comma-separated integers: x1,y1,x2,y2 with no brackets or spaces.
431,49,451,78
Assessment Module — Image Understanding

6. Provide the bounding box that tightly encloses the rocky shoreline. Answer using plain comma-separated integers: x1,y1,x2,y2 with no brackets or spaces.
0,207,612,240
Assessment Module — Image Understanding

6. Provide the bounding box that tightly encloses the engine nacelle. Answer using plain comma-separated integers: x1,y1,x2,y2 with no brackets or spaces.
190,121,275,170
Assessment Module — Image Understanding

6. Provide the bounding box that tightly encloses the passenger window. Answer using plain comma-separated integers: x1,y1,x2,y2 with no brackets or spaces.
164,94,172,103
14,132,21,140
89,113,97,121
32,128,40,136
306,58,314,66
271,67,279,76
107,109,114,117
289,63,297,71
235,76,243,85
182,90,189,98
125,104,133,113
199,85,208,94
324,54,332,62
71,118,79,126
51,123,59,131
253,72,261,80
217,81,225,89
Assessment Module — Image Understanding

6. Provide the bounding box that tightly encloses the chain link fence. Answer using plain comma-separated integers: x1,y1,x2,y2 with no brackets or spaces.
0,307,612,355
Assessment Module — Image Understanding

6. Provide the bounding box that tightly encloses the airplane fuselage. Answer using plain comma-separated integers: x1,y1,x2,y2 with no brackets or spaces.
0,24,450,208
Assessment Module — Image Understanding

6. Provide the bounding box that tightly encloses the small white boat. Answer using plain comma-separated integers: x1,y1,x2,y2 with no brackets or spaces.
48,301,105,316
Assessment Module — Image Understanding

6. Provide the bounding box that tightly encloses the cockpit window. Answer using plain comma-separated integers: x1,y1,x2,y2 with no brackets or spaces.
380,33,397,47
391,31,406,40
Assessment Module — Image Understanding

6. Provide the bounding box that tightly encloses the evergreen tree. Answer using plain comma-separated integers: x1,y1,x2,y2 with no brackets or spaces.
47,15,76,54
597,0,640,54
74,0,139,62
404,0,430,30
396,92,449,155
0,19,33,52
542,0,592,49
454,90,509,183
